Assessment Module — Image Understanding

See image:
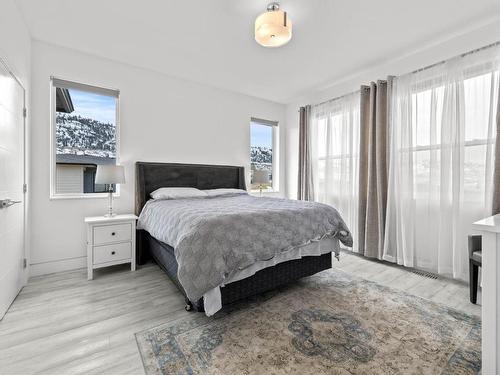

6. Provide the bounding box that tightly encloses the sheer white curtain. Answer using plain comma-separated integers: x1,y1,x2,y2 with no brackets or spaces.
384,46,500,280
311,93,360,251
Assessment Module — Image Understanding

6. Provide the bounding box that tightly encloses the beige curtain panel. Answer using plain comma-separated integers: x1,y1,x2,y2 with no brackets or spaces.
358,79,392,258
298,105,314,201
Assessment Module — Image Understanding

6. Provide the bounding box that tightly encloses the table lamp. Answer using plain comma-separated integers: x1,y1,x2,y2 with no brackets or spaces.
95,165,125,217
253,169,270,196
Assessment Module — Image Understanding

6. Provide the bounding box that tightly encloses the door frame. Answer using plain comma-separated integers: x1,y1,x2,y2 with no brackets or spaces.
0,55,28,289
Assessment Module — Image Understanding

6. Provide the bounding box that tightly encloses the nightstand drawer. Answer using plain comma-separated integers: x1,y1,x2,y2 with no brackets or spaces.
93,223,132,245
93,242,132,264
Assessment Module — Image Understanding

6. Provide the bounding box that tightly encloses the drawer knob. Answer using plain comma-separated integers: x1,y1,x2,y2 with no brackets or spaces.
111,251,116,255
111,232,116,236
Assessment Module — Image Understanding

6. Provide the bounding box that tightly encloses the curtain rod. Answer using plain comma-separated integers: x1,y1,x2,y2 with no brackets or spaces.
409,40,500,75
311,89,360,108
306,40,500,110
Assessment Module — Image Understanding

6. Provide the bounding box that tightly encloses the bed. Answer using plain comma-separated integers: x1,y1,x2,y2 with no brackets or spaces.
135,162,352,314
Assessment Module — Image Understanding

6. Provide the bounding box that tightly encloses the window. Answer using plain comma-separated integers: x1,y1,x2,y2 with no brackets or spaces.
403,71,498,203
385,54,500,278
50,78,119,198
250,118,278,192
310,93,360,250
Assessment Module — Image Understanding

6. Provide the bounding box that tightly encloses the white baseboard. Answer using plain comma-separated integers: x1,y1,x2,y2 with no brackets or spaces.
29,256,86,277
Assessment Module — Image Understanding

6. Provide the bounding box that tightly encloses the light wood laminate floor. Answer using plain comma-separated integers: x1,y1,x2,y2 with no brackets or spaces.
0,252,481,374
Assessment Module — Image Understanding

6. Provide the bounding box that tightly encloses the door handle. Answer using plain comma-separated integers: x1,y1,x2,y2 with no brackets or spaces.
0,199,22,209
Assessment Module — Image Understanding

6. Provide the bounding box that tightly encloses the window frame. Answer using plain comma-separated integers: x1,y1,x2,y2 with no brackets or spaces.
401,139,494,154
314,112,360,162
399,68,498,154
396,68,498,203
312,107,360,203
49,77,121,200
250,117,279,193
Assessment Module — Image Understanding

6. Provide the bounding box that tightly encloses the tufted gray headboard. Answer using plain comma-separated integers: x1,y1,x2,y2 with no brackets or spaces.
135,162,246,216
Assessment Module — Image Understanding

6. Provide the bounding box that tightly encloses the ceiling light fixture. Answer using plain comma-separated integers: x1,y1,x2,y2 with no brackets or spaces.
255,2,292,48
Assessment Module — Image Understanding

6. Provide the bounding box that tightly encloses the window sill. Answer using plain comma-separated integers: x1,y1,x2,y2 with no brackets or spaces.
49,193,121,200
250,190,280,197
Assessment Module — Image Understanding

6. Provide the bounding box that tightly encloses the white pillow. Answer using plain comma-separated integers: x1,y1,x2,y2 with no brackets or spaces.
150,187,208,200
204,188,248,197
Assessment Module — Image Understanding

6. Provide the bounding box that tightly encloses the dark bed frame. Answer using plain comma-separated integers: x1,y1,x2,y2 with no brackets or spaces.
135,162,332,312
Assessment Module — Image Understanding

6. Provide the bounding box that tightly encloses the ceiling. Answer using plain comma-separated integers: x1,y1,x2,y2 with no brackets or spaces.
16,0,500,103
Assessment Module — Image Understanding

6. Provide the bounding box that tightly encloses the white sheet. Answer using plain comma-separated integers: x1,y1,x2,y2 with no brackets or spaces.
203,237,339,316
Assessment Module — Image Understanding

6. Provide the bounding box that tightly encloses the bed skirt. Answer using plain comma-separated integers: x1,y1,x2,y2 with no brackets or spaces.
146,232,332,312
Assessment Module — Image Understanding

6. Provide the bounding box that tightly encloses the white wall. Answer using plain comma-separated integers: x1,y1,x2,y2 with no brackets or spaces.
30,41,286,276
0,0,31,283
0,1,30,87
285,19,500,199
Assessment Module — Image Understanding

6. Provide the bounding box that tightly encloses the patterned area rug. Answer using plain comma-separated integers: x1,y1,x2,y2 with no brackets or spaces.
135,269,481,374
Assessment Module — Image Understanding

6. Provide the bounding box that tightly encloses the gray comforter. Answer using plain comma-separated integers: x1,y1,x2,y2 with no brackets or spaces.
138,194,352,301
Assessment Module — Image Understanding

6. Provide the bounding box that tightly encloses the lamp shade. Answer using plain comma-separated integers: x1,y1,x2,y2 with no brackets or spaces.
95,165,125,185
253,169,270,184
255,3,292,48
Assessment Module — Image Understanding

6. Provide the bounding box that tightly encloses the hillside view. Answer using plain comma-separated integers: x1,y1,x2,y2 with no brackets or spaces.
56,113,116,159
251,145,272,173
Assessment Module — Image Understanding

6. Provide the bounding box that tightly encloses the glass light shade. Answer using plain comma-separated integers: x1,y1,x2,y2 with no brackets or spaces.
255,9,292,48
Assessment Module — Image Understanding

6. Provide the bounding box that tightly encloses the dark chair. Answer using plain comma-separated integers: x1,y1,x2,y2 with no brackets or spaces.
468,235,482,304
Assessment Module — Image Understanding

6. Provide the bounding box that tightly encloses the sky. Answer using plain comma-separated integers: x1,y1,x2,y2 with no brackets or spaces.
66,88,116,125
251,122,272,148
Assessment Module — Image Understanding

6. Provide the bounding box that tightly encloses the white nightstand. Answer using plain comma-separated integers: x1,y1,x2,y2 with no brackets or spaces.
85,214,138,280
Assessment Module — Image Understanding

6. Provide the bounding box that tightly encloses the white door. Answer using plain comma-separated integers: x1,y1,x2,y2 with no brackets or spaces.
0,58,26,319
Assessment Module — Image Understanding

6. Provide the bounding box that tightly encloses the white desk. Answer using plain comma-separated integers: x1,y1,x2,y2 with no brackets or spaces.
472,214,500,375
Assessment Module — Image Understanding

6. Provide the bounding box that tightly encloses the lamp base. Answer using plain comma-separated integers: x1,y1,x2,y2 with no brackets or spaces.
105,189,115,218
